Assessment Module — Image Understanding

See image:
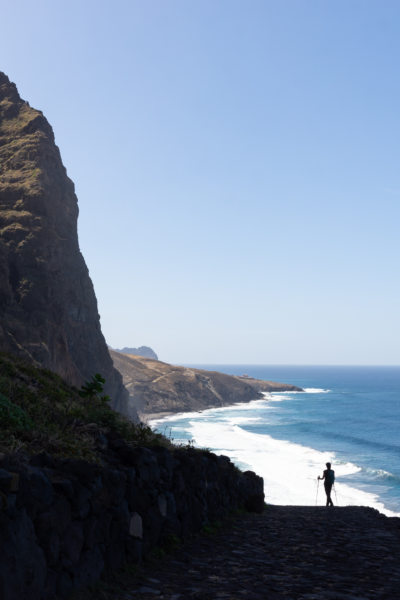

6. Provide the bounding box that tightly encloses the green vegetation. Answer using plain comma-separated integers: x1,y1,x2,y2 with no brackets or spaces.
79,373,110,403
0,393,32,430
0,352,170,461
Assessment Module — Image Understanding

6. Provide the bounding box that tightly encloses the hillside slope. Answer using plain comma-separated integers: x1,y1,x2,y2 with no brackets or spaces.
110,350,302,420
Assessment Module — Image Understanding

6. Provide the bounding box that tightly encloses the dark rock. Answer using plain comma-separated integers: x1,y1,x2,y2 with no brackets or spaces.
73,547,104,589
128,447,160,484
56,571,73,598
61,520,84,565
109,501,130,537
36,494,72,535
0,468,12,492
129,485,155,514
125,537,142,562
52,477,74,499
153,446,175,483
143,505,164,552
61,459,101,486
0,70,134,420
104,537,126,571
39,528,60,566
0,508,46,600
83,515,100,549
126,469,138,511
18,467,54,517
244,494,265,513
29,452,56,469
43,569,57,600
70,481,92,519
101,468,127,506
240,471,265,513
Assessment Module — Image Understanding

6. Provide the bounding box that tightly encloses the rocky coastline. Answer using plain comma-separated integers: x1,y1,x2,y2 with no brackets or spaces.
110,350,302,421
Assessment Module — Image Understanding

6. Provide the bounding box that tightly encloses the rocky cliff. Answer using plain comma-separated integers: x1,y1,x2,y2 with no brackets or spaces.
110,350,302,420
0,71,132,417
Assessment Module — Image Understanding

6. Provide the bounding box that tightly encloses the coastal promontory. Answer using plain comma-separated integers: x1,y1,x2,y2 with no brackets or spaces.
110,350,302,420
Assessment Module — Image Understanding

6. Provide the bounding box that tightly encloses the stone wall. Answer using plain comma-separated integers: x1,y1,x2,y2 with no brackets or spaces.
0,437,264,600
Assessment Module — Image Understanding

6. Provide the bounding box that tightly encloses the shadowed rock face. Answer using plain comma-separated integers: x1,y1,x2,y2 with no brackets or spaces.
0,72,133,418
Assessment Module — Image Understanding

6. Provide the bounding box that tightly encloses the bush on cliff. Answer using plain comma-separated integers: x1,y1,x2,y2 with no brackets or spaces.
0,352,169,460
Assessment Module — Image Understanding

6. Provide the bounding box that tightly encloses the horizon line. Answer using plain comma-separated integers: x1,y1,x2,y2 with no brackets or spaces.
179,363,400,367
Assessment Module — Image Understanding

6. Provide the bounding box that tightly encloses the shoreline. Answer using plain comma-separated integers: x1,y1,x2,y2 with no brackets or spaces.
114,351,303,423
144,395,269,426
142,411,177,424
148,393,400,518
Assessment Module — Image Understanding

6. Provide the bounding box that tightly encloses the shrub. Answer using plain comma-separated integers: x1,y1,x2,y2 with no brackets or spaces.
0,392,32,431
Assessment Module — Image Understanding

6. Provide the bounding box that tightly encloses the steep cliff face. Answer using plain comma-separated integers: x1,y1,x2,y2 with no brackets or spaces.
0,71,133,418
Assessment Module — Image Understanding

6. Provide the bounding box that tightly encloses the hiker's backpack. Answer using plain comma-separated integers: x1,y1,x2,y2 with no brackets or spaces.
326,469,335,485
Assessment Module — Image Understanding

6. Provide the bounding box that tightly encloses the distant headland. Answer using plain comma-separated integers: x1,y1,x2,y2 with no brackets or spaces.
112,345,158,360
110,349,303,421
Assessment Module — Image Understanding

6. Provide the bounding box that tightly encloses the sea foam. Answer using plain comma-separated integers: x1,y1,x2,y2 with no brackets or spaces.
186,418,399,517
152,398,400,518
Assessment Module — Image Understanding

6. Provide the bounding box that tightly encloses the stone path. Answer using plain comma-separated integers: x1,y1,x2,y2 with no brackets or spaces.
76,506,400,600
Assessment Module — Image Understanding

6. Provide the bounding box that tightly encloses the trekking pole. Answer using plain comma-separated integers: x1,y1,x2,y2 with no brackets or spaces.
315,478,320,506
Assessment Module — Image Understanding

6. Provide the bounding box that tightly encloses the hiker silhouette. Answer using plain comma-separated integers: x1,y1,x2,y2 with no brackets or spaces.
318,462,335,506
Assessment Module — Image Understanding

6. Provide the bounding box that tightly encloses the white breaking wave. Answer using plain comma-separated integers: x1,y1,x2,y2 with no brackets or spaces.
149,398,268,428
223,415,263,425
185,420,399,517
263,388,331,403
264,393,287,402
274,388,331,394
151,394,400,517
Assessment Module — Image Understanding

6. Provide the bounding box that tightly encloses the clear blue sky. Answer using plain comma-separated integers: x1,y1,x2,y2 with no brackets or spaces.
1,1,399,364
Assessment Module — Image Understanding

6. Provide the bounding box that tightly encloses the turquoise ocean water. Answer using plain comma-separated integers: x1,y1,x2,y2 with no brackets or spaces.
151,366,400,517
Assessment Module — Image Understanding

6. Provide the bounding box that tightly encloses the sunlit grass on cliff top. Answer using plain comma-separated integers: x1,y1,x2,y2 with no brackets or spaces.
0,99,46,195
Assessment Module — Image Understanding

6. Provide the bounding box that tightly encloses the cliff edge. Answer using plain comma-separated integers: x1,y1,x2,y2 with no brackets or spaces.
0,71,133,418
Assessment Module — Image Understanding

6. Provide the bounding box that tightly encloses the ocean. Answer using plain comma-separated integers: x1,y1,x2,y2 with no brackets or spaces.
150,365,400,517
